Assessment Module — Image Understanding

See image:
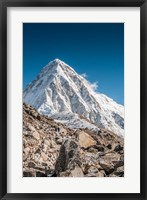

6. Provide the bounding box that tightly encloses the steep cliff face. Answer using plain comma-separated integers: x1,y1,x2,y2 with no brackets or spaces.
24,59,124,137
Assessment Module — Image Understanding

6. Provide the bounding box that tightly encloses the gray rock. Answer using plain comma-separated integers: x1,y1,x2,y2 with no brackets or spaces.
114,144,123,152
55,139,78,176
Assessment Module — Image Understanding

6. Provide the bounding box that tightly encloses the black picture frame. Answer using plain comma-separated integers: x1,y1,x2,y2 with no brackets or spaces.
0,0,147,199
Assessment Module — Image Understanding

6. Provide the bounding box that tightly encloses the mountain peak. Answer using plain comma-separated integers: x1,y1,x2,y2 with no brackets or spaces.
46,58,68,71
53,58,63,63
23,59,124,137
41,58,66,75
51,58,67,66
46,58,75,75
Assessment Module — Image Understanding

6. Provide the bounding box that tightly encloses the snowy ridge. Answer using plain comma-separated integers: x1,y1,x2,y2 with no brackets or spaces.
51,111,100,132
23,59,124,137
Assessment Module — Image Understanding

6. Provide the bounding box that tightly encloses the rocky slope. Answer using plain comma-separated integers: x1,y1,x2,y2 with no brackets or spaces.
23,59,124,137
23,103,124,177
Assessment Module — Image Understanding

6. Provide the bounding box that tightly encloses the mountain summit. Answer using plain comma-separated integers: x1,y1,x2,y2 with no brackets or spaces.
23,59,124,137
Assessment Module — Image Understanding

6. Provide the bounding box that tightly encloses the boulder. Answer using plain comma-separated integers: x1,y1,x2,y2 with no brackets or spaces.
96,170,105,177
36,171,47,177
99,160,114,174
87,147,98,153
44,139,50,146
88,166,98,174
43,144,48,153
113,166,124,176
114,144,123,152
56,138,63,145
31,111,38,118
114,160,124,169
33,131,40,140
28,124,36,132
24,147,30,155
78,131,96,148
60,171,70,177
28,161,36,168
48,148,55,153
41,152,48,161
70,166,84,177
23,171,35,177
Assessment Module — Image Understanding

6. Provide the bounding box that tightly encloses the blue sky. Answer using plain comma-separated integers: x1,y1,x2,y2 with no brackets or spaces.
23,23,124,105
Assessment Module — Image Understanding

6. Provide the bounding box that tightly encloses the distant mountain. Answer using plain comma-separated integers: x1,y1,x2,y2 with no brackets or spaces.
23,59,124,137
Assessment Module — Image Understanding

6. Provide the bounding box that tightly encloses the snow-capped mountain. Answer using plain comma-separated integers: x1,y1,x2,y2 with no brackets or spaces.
23,59,124,137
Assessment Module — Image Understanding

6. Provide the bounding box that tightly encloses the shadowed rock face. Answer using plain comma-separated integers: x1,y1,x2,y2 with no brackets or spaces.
112,112,124,129
23,103,124,177
55,140,78,175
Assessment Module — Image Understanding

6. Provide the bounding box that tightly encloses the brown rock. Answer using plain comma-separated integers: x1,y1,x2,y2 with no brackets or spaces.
78,131,96,148
35,148,41,154
109,174,117,177
56,138,62,144
113,166,124,177
70,166,84,177
87,147,98,153
33,131,40,140
23,171,35,177
31,111,38,118
41,152,48,161
99,160,114,174
24,147,30,155
43,144,48,152
41,162,48,167
48,148,55,153
88,166,98,174
96,170,105,177
57,127,67,135
28,161,36,168
85,173,96,177
28,124,36,132
44,139,50,146
114,160,124,169
50,140,57,148
60,171,70,177
34,153,40,161
103,152,121,163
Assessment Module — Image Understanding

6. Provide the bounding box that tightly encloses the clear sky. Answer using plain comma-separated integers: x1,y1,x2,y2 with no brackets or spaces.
23,23,124,105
